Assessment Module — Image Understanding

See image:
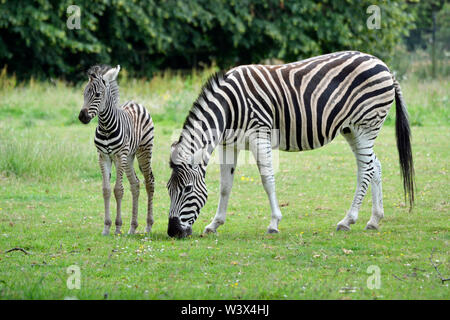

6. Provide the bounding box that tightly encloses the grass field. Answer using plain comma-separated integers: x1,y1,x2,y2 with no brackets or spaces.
0,69,448,299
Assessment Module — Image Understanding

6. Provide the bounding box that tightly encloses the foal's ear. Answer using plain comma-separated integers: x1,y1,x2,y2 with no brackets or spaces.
88,72,97,81
103,65,121,83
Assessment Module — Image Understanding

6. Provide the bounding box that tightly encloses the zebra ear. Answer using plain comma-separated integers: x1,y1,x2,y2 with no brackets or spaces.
103,65,121,82
171,141,178,153
170,142,181,165
88,72,96,81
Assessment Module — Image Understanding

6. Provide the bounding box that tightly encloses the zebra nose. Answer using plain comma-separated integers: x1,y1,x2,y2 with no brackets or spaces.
78,109,91,124
168,217,191,238
168,217,183,238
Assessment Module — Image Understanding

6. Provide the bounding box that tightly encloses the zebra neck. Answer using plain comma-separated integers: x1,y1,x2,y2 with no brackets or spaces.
178,71,230,166
179,122,225,167
98,84,122,132
108,80,120,106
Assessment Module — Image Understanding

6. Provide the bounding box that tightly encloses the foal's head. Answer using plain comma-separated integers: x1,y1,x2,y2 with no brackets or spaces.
78,65,120,124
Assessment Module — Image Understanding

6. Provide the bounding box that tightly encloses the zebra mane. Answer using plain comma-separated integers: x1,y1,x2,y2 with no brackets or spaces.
181,70,227,133
87,65,111,79
87,65,120,106
169,71,229,169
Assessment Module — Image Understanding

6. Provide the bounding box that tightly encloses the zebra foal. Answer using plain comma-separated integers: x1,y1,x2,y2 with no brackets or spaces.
79,65,155,235
167,51,414,238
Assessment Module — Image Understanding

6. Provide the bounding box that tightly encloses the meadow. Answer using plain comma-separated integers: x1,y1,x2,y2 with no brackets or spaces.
0,66,448,299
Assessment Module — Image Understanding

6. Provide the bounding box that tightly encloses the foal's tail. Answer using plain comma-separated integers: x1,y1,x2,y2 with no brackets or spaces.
393,78,415,210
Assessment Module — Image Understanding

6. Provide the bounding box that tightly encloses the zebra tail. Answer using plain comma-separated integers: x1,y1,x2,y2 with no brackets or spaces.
393,78,415,211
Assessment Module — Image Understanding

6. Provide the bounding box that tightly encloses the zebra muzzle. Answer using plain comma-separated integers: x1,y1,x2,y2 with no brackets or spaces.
78,109,91,124
167,217,192,238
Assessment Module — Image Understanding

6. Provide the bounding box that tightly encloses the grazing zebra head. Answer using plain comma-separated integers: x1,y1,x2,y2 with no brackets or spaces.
167,141,208,238
79,65,120,124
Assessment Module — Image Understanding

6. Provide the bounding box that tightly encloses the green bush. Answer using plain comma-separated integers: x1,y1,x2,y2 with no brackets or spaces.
0,0,415,81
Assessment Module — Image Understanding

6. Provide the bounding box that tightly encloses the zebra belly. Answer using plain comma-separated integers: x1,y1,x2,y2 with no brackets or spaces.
276,119,345,152
222,125,333,153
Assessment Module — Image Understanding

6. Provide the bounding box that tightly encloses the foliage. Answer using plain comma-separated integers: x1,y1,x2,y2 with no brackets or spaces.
0,0,415,81
404,0,447,51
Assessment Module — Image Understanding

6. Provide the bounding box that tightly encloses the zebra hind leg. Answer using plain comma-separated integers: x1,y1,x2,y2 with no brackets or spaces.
337,127,377,231
137,148,155,233
365,155,384,230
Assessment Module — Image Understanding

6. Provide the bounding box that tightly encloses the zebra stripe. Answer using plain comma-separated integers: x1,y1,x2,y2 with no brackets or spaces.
79,65,155,236
167,51,414,238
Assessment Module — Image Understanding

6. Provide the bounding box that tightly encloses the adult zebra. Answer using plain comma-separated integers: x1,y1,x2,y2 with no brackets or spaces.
167,51,414,238
79,65,155,235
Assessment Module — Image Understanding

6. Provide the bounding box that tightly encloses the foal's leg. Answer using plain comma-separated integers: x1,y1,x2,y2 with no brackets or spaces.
204,145,240,234
366,156,384,230
249,134,282,234
125,156,140,234
137,148,155,233
113,154,127,235
337,129,376,231
99,153,112,235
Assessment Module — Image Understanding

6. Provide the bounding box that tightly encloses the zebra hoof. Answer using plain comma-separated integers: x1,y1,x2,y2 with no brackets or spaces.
101,230,110,236
336,223,351,231
365,223,379,230
128,228,137,235
203,227,217,235
145,226,152,233
267,228,279,234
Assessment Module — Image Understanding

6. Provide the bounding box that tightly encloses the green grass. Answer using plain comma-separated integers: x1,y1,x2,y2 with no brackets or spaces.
0,70,449,299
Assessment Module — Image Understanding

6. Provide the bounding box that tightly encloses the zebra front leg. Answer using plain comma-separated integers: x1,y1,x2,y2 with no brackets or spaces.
337,131,375,231
99,153,112,236
113,155,126,235
125,157,140,235
250,135,282,234
365,156,384,230
204,146,240,234
137,149,154,233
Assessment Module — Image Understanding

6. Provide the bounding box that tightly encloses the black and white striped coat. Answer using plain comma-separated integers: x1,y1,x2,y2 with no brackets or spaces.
79,65,155,236
167,51,414,238
94,100,154,156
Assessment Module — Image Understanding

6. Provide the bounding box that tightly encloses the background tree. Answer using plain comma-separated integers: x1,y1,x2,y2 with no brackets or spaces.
0,0,416,81
404,0,447,77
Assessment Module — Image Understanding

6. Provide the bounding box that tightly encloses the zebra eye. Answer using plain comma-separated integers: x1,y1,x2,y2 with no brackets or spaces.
95,92,101,98
184,185,193,193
